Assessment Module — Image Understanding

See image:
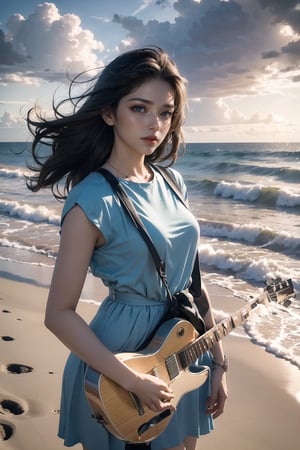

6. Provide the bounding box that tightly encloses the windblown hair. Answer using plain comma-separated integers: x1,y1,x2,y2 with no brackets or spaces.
26,47,187,199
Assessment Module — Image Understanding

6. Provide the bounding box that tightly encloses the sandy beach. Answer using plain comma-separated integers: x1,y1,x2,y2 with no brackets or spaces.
0,274,299,450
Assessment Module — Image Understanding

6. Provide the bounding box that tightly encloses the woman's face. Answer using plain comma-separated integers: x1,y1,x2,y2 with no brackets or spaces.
104,77,175,160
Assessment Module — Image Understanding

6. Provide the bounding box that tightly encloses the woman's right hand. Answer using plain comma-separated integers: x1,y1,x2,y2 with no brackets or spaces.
129,372,175,413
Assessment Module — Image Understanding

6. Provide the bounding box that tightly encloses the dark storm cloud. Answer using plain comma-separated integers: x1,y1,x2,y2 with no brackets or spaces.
282,39,300,57
113,0,285,96
0,29,27,65
262,50,281,59
258,0,300,67
259,0,300,32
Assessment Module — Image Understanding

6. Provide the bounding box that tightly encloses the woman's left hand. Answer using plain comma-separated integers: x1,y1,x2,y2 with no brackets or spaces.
206,367,228,418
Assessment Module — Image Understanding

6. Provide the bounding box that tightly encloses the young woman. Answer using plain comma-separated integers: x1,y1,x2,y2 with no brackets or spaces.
26,47,228,450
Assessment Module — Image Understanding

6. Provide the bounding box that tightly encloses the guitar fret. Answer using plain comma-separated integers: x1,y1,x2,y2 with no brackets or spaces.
203,337,210,350
230,316,236,329
178,350,188,369
191,346,198,361
220,320,231,336
187,347,194,365
199,338,208,353
230,314,240,328
194,341,203,358
210,333,216,346
213,329,220,342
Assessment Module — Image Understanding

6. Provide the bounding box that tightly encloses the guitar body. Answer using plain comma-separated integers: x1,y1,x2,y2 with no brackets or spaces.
85,278,295,443
85,318,210,443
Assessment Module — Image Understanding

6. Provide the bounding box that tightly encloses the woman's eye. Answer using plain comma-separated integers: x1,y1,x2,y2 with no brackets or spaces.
131,105,146,113
161,111,173,119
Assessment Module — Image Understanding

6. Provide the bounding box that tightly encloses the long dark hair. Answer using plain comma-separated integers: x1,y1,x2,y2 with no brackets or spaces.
26,47,187,199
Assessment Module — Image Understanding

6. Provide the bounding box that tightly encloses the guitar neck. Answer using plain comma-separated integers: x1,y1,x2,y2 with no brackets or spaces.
177,280,294,370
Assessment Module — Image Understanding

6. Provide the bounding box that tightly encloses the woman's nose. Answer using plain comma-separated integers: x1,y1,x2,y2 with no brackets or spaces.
148,113,160,130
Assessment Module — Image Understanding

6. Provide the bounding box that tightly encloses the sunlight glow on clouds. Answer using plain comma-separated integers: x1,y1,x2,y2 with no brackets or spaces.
0,73,40,86
280,24,298,38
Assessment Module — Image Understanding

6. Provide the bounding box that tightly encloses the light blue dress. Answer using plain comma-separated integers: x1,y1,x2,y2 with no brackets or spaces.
58,167,213,449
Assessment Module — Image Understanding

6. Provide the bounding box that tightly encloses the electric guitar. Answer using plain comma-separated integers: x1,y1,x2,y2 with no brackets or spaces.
84,278,295,443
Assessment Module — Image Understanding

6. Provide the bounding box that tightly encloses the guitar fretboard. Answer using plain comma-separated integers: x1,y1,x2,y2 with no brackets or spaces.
165,279,294,378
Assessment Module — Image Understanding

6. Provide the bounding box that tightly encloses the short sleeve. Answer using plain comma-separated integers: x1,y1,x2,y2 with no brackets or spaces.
162,166,188,202
61,172,118,243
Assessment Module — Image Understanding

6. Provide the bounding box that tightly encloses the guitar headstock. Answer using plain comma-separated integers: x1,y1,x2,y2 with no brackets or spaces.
264,277,295,307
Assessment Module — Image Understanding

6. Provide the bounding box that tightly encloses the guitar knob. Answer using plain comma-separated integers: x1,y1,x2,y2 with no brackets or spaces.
177,327,185,337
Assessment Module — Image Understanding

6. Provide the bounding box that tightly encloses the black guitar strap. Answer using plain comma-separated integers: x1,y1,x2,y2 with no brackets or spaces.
149,164,205,313
98,167,172,301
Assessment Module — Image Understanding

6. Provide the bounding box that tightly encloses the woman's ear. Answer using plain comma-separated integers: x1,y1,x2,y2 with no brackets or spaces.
102,107,115,126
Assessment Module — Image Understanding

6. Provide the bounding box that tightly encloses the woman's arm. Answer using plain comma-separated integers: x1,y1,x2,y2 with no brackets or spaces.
45,205,174,412
201,283,229,418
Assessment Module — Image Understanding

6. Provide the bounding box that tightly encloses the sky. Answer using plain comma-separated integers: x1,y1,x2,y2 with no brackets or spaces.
1,0,300,143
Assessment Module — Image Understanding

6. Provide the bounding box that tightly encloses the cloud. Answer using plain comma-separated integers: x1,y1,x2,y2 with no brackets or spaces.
156,0,171,7
0,72,41,86
262,50,281,59
113,0,299,97
259,0,300,33
258,0,300,65
1,3,105,83
282,39,300,57
0,111,24,128
217,99,275,124
3,0,299,95
185,97,276,127
0,30,27,65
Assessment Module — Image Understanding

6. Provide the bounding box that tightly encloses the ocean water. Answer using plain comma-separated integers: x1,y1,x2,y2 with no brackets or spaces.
0,141,299,370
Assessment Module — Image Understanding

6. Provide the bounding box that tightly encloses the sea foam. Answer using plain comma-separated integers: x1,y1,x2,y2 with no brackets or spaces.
277,189,300,207
0,167,27,178
214,180,262,202
199,243,296,284
200,220,300,254
0,199,60,225
214,180,299,208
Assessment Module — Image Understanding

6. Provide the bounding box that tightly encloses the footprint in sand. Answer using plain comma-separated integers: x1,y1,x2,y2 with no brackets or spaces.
0,327,33,441
0,399,25,415
0,397,28,442
6,363,33,374
0,421,14,441
1,309,22,320
0,363,33,375
1,336,14,341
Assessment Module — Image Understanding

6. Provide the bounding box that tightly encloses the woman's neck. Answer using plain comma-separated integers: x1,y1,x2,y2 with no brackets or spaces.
104,159,153,183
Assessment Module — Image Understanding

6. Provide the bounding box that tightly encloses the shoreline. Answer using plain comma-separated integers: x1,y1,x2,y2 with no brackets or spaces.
0,274,299,450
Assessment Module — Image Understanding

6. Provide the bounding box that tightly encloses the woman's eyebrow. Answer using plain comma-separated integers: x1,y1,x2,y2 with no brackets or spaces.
126,97,175,108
